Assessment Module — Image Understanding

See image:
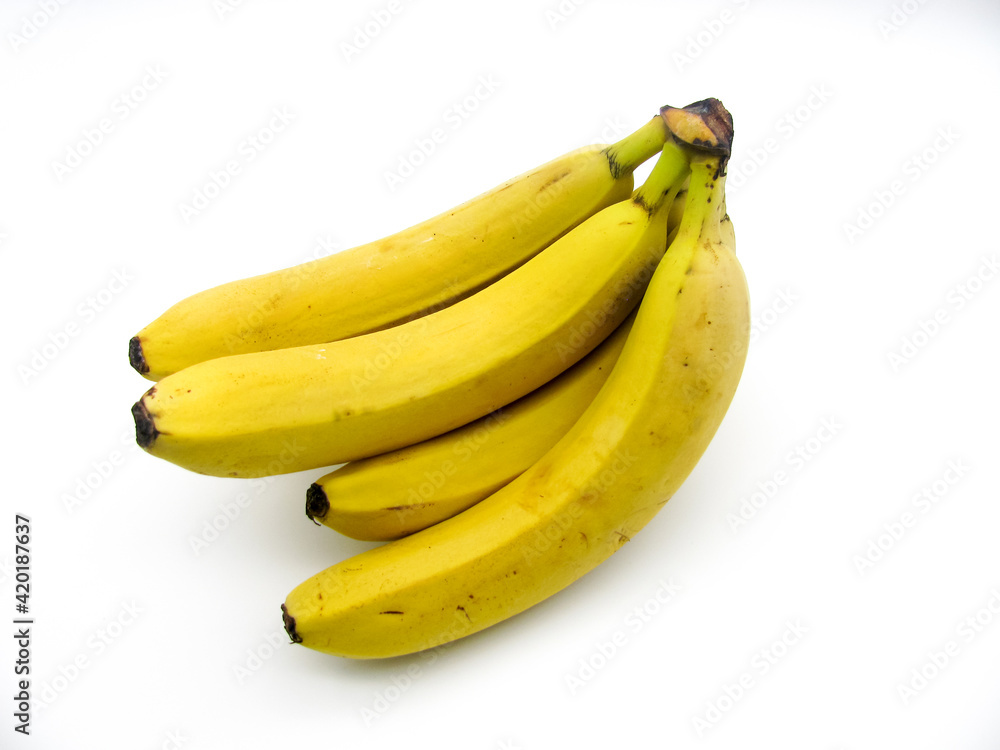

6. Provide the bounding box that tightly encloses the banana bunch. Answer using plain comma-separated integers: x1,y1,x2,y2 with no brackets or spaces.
129,98,748,659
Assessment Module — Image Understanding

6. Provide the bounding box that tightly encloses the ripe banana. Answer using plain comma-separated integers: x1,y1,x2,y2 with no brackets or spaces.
306,310,636,541
131,141,691,478
129,116,671,381
280,147,749,659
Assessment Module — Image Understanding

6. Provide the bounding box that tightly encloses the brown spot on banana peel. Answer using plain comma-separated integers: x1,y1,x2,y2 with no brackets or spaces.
538,170,571,192
383,503,430,511
131,394,159,449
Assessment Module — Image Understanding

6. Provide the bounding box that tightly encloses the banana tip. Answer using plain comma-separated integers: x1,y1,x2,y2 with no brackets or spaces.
128,336,149,375
305,483,330,524
281,603,302,644
131,397,158,449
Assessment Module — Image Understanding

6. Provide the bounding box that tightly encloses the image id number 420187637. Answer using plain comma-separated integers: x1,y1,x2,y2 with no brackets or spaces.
13,514,32,736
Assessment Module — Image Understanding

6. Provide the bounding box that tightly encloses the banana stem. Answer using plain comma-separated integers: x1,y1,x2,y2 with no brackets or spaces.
631,140,690,214
672,155,724,244
604,115,670,178
660,98,734,157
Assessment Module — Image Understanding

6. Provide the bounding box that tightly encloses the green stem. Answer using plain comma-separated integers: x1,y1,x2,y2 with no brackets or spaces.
672,156,723,244
631,140,690,214
604,116,670,178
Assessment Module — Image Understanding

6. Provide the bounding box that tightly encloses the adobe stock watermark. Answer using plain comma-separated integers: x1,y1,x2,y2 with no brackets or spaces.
555,249,662,365
213,0,249,21
545,0,588,30
886,254,998,372
878,0,931,39
852,459,970,574
679,331,748,406
672,0,750,72
383,75,501,191
61,426,143,514
223,234,344,354
340,0,405,63
177,106,295,223
232,629,285,685
7,0,71,53
727,417,843,533
348,324,418,394
896,587,1000,706
843,126,959,244
749,288,798,344
348,277,464,395
51,65,168,182
152,729,189,750
506,113,626,239
34,599,143,713
515,116,627,221
388,409,511,527
359,609,471,725
565,577,681,695
188,439,305,555
18,267,135,384
727,85,833,194
591,115,629,146
692,619,809,736
520,447,640,564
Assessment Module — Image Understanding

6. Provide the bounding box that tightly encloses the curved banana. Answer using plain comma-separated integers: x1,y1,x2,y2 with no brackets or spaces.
280,149,749,659
129,116,670,381
306,310,636,541
668,186,687,231
131,142,691,478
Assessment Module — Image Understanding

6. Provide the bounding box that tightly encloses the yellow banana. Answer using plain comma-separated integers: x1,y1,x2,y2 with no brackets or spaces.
280,145,749,659
131,141,691,478
306,310,636,541
668,186,687,231
129,116,670,381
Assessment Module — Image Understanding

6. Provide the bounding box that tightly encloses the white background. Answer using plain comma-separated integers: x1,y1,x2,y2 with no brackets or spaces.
2,0,1000,747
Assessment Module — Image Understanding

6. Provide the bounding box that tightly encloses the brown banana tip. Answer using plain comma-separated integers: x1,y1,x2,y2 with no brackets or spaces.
131,397,158,449
128,336,149,374
659,98,734,157
281,603,302,644
305,483,330,524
